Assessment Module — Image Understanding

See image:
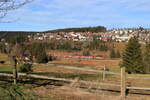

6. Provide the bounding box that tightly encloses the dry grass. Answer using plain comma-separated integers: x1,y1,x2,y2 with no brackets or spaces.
48,49,121,70
49,58,121,69
30,85,150,100
33,64,82,74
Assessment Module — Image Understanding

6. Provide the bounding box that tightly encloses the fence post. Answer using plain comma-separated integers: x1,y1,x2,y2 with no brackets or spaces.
11,56,18,85
103,65,106,81
121,67,126,99
70,77,79,87
13,68,17,84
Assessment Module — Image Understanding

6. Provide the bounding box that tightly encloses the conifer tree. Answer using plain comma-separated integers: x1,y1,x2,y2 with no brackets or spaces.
143,41,150,74
121,37,144,74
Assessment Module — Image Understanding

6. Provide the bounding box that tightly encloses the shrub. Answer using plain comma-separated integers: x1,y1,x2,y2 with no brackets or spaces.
0,61,5,64
48,55,57,61
110,49,116,58
82,49,91,56
19,63,33,73
36,55,48,63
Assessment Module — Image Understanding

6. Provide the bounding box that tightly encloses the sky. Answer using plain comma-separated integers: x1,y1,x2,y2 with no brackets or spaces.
1,0,150,31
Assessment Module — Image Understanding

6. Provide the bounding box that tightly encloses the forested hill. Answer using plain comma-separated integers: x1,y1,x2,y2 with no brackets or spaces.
0,31,39,39
0,26,107,39
45,26,107,33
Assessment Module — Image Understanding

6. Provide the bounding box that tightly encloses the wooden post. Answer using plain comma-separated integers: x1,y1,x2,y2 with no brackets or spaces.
13,68,17,84
70,77,79,87
121,67,126,99
103,65,106,81
11,56,18,85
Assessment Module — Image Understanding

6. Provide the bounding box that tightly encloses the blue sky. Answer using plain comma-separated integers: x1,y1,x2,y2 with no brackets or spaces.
1,0,150,31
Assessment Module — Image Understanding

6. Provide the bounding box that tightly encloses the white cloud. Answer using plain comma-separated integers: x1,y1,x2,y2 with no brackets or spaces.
2,0,150,31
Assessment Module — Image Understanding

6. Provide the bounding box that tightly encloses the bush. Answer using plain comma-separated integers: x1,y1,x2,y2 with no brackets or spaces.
48,55,57,61
110,49,116,58
0,61,5,64
36,55,48,63
82,49,91,56
19,63,33,73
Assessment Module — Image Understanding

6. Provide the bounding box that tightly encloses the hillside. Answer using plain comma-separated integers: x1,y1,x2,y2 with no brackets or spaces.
0,26,107,39
45,26,107,33
0,31,39,39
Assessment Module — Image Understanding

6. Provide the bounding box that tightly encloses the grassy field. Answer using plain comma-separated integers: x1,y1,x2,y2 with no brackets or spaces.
0,53,13,72
0,65,13,72
33,64,121,82
49,58,121,69
0,84,149,100
0,52,150,99
0,52,149,83
0,53,8,60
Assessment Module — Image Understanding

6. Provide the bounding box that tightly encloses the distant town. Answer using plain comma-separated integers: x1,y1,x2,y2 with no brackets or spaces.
23,27,150,43
0,27,150,44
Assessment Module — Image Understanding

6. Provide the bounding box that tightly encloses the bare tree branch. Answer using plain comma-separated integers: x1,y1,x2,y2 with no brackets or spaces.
0,0,33,21
0,0,33,10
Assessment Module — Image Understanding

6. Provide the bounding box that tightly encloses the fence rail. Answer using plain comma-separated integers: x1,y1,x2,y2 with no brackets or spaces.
128,76,150,80
0,72,120,87
127,87,150,91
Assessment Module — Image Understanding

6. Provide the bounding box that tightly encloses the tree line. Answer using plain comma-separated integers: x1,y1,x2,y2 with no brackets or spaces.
45,26,107,33
40,40,113,52
0,34,120,62
0,31,37,39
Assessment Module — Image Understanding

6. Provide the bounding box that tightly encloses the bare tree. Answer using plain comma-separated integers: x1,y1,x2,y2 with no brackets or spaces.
0,0,34,84
0,0,33,21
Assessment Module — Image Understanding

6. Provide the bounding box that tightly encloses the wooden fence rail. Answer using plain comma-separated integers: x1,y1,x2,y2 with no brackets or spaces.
0,72,121,87
127,87,150,91
128,76,150,80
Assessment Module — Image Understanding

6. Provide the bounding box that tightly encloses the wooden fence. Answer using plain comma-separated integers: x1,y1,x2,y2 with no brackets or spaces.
46,64,150,97
0,65,150,99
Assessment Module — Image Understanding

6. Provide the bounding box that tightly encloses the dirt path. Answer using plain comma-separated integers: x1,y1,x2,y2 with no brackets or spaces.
45,64,120,75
